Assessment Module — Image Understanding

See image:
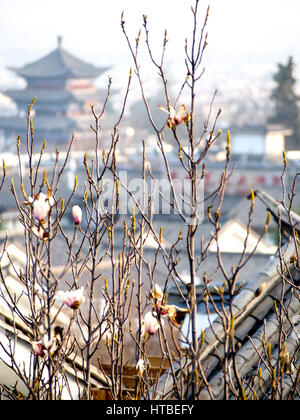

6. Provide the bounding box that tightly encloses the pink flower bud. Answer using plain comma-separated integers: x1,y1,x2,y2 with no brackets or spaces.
72,205,82,225
31,341,46,357
31,337,56,357
56,287,85,309
32,193,51,222
144,311,160,335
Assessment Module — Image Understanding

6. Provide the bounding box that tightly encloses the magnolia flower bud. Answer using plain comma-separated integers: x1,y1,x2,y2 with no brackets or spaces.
32,193,51,223
56,287,85,309
153,283,164,300
32,225,49,241
31,341,46,357
136,359,145,376
144,311,160,335
31,337,54,357
72,205,82,225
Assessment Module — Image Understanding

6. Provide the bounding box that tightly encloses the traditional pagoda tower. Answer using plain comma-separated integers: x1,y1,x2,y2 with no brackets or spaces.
0,37,109,150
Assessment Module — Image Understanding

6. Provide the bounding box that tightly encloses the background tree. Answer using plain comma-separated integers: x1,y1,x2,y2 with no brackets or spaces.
268,56,300,150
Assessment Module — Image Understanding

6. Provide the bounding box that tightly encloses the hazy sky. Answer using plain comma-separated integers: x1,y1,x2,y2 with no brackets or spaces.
0,0,300,81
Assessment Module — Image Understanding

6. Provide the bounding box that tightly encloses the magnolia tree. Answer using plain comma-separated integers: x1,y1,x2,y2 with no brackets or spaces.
0,1,299,400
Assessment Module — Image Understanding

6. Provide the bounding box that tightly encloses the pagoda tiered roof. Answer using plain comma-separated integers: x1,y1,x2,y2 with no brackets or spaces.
5,87,109,105
0,115,75,132
10,42,108,80
0,39,113,147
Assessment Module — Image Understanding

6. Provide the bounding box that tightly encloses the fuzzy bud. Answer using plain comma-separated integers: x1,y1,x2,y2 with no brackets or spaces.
72,205,82,225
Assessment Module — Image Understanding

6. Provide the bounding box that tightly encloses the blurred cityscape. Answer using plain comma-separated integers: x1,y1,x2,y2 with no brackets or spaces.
1,39,300,298
0,39,300,217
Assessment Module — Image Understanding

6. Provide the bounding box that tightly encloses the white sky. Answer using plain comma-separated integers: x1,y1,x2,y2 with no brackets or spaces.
0,0,300,82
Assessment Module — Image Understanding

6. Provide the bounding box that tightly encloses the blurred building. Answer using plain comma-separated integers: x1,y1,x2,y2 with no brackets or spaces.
229,124,292,162
0,37,110,150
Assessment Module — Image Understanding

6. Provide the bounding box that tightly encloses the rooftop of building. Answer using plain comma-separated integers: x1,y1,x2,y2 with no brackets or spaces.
4,87,109,105
9,37,109,80
153,189,300,400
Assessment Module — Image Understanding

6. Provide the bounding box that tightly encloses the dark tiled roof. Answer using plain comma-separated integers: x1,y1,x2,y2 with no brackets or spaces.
10,46,108,80
0,242,108,398
254,188,300,236
154,240,300,399
153,190,300,399
223,193,276,233
166,251,273,302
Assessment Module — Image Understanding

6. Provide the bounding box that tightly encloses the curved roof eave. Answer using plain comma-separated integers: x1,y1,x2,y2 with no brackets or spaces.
8,46,110,80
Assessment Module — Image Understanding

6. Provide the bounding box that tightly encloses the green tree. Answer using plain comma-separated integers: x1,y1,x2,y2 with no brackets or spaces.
269,56,300,149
